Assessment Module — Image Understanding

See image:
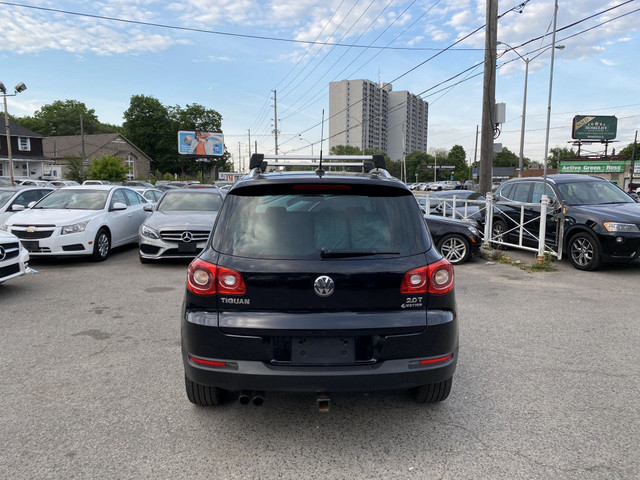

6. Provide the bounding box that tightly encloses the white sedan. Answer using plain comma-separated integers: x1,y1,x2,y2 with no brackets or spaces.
0,186,151,261
0,230,30,284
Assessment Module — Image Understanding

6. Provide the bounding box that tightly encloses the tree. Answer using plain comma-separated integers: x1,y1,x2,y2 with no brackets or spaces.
493,147,519,167
548,147,577,169
12,100,119,136
447,145,469,182
618,142,638,161
330,145,362,155
122,95,173,172
64,156,86,183
88,155,128,182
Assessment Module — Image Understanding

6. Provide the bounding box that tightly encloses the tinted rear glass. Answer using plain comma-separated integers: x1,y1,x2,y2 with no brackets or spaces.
212,189,429,259
557,180,634,205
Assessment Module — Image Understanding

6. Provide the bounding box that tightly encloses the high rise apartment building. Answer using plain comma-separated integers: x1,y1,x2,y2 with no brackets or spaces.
328,79,429,162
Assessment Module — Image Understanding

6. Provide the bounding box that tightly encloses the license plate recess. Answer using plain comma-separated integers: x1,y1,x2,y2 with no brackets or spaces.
291,337,355,364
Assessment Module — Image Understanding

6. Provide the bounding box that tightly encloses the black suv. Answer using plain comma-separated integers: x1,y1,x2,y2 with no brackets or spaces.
181,154,458,406
493,174,640,270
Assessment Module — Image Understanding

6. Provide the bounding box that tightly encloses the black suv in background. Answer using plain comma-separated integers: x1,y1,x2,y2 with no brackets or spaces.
181,154,458,407
493,174,640,270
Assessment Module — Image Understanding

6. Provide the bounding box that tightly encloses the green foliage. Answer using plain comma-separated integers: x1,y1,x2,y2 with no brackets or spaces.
88,155,128,182
548,147,576,169
493,147,519,167
162,172,175,181
13,100,120,136
65,156,86,183
618,142,638,160
330,145,362,155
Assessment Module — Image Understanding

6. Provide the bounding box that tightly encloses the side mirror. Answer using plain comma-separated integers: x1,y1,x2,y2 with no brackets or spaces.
11,204,25,212
143,204,154,212
111,202,127,211
28,201,37,208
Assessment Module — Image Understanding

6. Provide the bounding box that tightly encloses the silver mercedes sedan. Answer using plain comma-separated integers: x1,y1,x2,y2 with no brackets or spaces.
138,188,224,263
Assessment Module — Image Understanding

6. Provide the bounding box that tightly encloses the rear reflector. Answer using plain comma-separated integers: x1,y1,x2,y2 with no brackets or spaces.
419,353,453,365
188,355,227,368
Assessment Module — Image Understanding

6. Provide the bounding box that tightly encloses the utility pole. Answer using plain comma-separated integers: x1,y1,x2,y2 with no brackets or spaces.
238,142,241,173
473,124,479,181
629,130,638,189
273,90,279,154
80,114,87,176
247,129,251,173
479,0,498,196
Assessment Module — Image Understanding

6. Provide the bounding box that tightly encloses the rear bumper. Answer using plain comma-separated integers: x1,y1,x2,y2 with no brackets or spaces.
183,351,457,393
182,308,458,393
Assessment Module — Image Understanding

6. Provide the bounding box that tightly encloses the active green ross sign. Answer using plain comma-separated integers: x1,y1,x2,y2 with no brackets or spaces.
572,115,617,140
559,160,629,174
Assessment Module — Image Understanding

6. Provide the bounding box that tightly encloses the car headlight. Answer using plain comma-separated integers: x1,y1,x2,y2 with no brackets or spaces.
603,222,640,233
61,220,90,235
467,225,480,236
141,225,160,239
0,223,7,232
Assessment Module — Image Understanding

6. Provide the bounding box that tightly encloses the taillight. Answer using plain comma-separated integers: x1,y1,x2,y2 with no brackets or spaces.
187,258,217,295
401,259,454,295
187,259,246,296
401,266,428,293
217,266,246,295
427,258,454,294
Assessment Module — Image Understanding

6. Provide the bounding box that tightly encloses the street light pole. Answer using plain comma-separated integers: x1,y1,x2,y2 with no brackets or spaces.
298,135,314,155
1,81,27,187
498,41,564,178
543,0,559,185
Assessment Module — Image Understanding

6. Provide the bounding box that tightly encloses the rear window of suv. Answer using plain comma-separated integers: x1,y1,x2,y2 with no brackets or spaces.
212,186,429,259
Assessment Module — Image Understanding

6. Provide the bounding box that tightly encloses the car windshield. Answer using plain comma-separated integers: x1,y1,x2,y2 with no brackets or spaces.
213,191,428,259
157,191,222,212
557,180,634,205
32,189,108,210
0,191,15,208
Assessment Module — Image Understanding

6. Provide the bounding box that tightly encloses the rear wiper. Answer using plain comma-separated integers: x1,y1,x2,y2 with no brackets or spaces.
320,248,399,258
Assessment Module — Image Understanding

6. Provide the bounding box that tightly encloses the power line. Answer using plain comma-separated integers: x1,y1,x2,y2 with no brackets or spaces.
0,1,485,51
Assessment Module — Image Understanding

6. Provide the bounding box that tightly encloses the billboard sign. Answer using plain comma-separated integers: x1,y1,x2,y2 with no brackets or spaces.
558,161,628,174
178,131,224,156
572,116,617,140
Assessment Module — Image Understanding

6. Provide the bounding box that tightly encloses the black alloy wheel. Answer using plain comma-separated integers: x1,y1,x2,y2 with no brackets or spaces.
568,231,601,271
491,218,508,249
437,234,470,265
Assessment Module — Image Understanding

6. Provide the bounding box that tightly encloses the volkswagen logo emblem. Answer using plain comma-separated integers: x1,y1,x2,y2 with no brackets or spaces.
181,231,193,243
0,246,5,261
314,275,335,297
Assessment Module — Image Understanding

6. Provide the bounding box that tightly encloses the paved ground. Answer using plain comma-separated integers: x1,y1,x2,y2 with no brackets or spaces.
1,246,638,479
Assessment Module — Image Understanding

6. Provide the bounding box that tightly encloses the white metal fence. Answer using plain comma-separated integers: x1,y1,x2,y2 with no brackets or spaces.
415,192,565,260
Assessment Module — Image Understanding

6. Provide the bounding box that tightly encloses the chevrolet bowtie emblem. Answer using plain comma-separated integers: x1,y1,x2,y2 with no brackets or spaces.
27,226,37,232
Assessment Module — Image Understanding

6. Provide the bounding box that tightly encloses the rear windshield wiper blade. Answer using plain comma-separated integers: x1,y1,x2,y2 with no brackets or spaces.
320,248,399,258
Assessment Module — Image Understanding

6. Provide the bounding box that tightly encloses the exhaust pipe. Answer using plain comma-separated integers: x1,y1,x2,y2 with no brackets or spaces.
238,390,252,405
317,393,330,412
251,391,265,406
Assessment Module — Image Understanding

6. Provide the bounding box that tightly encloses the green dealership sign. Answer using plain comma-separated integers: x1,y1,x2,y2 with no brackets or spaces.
559,161,629,174
572,115,617,140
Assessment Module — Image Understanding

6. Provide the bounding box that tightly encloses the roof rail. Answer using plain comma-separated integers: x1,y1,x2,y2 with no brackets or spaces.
248,153,388,176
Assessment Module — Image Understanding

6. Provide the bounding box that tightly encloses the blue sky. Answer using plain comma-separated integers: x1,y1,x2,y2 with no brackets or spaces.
1,0,639,172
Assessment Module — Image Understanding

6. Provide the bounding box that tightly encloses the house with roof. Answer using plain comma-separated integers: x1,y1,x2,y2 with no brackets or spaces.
0,120,53,181
42,133,152,180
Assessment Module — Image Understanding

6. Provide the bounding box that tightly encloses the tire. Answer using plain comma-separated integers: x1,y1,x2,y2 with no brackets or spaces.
568,231,601,271
92,228,110,262
185,376,225,406
437,234,470,265
412,378,453,404
492,218,508,249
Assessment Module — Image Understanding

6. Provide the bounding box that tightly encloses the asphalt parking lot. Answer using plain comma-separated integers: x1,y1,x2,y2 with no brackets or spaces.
1,246,639,480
